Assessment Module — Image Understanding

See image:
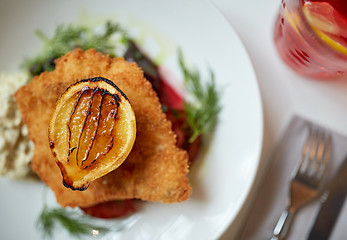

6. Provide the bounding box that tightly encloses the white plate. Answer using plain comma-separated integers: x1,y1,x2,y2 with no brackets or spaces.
0,0,263,239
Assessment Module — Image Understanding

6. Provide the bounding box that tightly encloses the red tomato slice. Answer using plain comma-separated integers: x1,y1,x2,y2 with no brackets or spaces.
159,78,184,110
165,108,202,164
80,200,136,219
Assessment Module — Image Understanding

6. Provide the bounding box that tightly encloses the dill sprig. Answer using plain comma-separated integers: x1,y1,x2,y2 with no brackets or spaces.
22,21,125,77
37,205,110,239
178,50,221,142
36,204,111,239
36,188,111,239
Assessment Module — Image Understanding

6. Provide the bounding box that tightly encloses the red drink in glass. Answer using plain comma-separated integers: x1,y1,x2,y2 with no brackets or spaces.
274,0,347,79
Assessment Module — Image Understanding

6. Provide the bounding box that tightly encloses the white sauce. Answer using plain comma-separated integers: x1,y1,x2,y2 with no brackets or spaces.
0,73,35,179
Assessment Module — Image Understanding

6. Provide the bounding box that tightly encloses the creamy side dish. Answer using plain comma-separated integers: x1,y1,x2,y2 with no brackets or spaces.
0,73,35,179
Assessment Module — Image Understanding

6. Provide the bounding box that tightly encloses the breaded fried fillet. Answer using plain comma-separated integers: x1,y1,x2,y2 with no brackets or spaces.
15,49,191,207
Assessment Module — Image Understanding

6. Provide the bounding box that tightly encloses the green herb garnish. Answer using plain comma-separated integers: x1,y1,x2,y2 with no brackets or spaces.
36,187,113,239
179,50,221,142
37,205,110,239
22,21,126,77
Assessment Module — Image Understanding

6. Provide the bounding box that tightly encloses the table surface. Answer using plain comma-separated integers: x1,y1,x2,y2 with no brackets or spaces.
211,0,347,239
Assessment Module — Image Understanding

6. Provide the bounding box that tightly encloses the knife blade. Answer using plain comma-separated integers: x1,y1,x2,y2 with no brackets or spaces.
306,156,347,240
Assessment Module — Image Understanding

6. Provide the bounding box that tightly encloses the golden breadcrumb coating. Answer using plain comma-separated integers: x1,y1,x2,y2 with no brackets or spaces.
15,49,191,207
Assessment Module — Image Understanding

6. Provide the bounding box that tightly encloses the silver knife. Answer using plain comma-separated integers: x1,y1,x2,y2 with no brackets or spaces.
306,156,347,240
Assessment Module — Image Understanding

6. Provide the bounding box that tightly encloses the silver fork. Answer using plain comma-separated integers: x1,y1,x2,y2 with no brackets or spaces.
271,128,331,240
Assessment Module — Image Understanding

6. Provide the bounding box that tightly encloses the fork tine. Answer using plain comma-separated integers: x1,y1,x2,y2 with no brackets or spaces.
307,129,320,174
297,128,313,174
312,130,325,175
315,133,331,179
322,135,331,171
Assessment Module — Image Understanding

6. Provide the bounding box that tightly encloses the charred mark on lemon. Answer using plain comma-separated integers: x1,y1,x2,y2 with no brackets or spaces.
49,77,136,191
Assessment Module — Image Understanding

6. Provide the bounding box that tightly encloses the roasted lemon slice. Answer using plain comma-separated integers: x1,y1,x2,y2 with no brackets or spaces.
49,77,136,190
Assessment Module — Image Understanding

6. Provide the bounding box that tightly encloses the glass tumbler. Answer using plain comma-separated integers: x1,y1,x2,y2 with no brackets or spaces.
274,0,347,79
